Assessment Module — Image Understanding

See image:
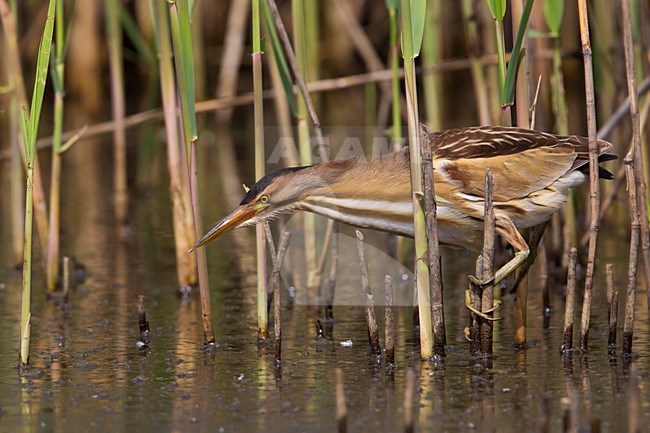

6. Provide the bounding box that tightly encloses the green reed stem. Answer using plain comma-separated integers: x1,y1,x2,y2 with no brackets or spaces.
169,0,215,345
18,0,57,365
252,0,269,340
151,0,197,286
387,4,402,148
422,0,441,131
402,0,434,360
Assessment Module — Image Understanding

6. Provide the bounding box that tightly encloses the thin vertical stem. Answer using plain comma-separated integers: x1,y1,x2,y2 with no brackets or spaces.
404,368,416,433
105,0,129,226
422,0,441,130
335,368,347,433
622,160,639,356
620,0,650,324
606,263,618,349
402,0,433,359
480,169,496,354
355,230,381,357
252,0,268,341
422,129,445,356
577,0,601,351
384,275,395,365
562,247,577,352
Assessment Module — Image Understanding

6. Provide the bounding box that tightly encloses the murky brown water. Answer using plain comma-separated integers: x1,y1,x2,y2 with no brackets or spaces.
1,135,649,433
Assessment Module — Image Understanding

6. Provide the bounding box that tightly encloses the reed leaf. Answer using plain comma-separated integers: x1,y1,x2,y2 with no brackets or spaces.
400,0,426,58
486,0,506,22
543,0,564,36
25,0,57,160
168,0,198,149
501,0,533,107
120,5,156,65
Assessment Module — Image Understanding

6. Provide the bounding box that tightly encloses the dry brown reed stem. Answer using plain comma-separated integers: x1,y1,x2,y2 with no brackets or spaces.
606,263,618,348
325,223,339,321
404,369,416,433
588,96,650,241
562,247,577,353
460,0,491,125
266,0,327,160
331,0,388,96
62,256,71,298
105,0,128,227
266,230,291,292
152,0,196,286
577,0,601,352
421,131,445,357
215,0,250,123
623,160,639,356
335,368,347,433
480,169,496,354
620,0,650,324
469,258,482,355
263,223,282,361
384,275,395,365
629,363,639,433
539,242,550,329
137,295,150,345
596,76,650,141
355,230,381,357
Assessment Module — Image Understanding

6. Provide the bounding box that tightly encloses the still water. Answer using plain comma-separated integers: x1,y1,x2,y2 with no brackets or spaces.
0,135,648,433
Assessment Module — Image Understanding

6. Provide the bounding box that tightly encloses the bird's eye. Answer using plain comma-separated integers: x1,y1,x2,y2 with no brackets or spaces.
260,194,270,204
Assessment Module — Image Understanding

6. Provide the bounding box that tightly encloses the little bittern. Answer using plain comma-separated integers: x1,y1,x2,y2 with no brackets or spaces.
192,126,614,287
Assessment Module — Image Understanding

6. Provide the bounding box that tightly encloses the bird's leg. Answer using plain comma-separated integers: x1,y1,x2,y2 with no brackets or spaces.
508,222,548,294
468,217,530,288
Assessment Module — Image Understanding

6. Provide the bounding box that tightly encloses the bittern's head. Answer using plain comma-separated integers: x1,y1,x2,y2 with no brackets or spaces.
190,163,347,251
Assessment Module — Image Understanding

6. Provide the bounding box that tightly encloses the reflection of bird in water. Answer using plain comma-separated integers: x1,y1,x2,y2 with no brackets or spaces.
193,126,615,293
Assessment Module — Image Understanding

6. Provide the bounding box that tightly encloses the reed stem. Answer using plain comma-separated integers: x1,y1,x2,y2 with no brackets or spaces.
480,169,496,354
562,247,577,353
577,0,601,352
252,0,269,341
105,0,129,227
606,263,618,349
384,275,395,365
622,160,639,356
355,231,382,357
335,368,347,433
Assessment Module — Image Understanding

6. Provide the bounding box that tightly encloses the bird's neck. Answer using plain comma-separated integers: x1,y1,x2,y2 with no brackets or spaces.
298,152,415,236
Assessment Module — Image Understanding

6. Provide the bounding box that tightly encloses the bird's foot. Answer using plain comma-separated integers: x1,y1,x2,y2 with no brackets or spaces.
464,290,502,321
467,274,495,288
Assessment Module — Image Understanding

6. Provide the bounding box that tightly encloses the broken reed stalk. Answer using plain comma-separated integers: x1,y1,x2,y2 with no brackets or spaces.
606,263,618,349
384,275,395,364
562,247,577,353
622,160,639,356
480,169,496,354
577,0,601,352
421,128,445,357
263,223,282,362
325,223,339,321
404,368,416,433
620,0,650,330
355,230,381,357
137,295,151,345
62,256,71,298
252,0,269,341
628,363,639,433
335,368,347,433
105,0,128,227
